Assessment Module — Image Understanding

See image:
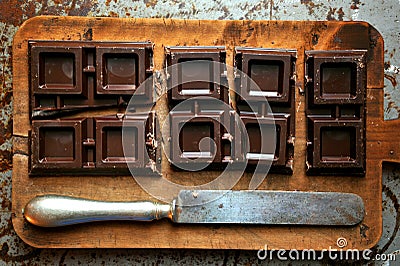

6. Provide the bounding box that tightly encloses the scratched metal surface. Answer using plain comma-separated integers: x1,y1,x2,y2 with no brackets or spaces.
0,0,399,264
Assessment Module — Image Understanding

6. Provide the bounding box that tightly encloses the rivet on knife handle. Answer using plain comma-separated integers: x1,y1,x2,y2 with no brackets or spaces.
23,191,365,227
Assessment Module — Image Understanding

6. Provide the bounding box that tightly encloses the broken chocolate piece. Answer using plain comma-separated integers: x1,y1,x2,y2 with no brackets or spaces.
30,41,154,113
30,113,159,176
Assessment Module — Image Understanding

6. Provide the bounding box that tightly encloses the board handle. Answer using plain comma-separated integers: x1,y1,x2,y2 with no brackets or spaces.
23,195,173,227
382,119,400,164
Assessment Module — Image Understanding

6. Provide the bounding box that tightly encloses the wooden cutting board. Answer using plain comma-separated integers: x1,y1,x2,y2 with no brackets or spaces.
12,16,399,250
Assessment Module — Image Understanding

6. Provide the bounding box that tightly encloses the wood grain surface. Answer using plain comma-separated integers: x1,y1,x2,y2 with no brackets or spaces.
12,16,395,250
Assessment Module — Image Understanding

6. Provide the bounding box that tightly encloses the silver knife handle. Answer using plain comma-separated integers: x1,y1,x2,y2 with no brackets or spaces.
23,195,173,227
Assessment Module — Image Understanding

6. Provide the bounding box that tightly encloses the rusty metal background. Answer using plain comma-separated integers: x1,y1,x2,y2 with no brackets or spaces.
1,0,399,264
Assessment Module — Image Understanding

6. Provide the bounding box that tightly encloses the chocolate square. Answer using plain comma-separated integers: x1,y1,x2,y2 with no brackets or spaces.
30,44,82,94
179,121,215,158
41,53,75,87
96,43,153,98
103,54,138,89
306,118,365,175
321,62,357,98
240,114,291,170
39,127,75,161
166,46,227,102
306,50,366,105
235,48,296,103
320,127,356,161
31,118,85,173
178,59,212,94
249,60,283,95
95,117,147,168
169,110,224,165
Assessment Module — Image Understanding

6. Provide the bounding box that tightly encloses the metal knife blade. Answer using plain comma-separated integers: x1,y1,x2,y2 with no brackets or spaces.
23,190,364,227
174,190,364,225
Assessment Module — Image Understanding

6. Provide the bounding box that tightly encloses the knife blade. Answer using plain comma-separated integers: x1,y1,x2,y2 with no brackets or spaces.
23,190,364,227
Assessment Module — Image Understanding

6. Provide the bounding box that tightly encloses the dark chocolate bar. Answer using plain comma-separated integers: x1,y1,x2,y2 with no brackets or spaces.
305,50,367,175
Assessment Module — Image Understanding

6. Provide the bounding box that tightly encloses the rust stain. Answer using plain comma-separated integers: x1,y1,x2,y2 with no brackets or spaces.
389,48,396,58
109,11,119,17
300,0,324,16
83,28,93,41
326,7,344,21
38,0,94,17
326,7,337,21
306,22,328,47
350,0,361,10
337,7,344,21
144,0,158,8
384,61,391,70
222,21,244,46
0,0,36,26
0,153,12,173
67,0,77,15
59,250,69,265
311,33,319,45
0,23,13,187
378,185,400,254
384,93,400,116
0,241,42,264
359,223,370,238
384,74,398,87
68,0,95,16
218,5,230,20
350,4,359,10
